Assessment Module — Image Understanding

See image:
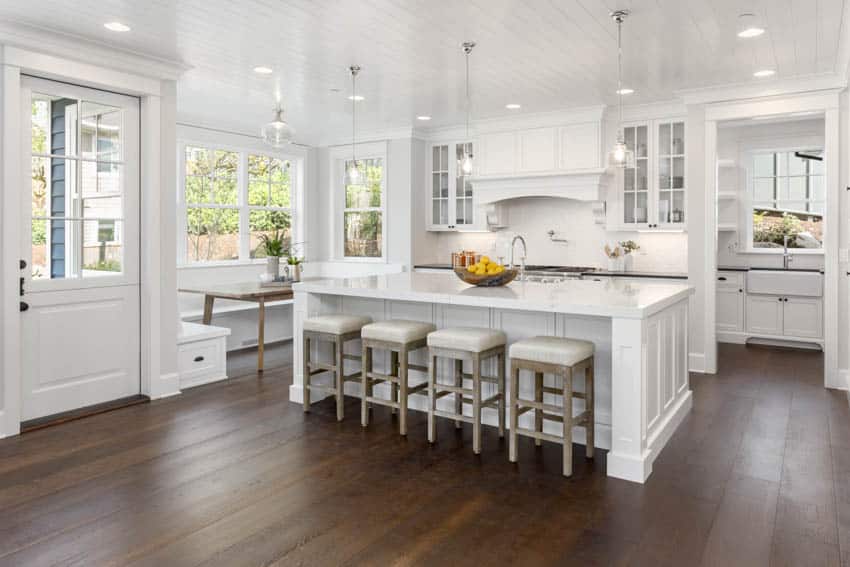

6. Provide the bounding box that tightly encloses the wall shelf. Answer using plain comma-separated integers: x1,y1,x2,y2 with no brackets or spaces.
718,224,738,232
717,192,737,200
717,158,737,168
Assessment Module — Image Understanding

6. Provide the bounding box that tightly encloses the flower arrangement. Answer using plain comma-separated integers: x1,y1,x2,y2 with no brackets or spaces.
604,240,640,272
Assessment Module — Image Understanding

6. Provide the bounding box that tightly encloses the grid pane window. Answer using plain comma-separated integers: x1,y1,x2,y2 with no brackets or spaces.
751,150,824,250
248,154,293,259
344,157,383,258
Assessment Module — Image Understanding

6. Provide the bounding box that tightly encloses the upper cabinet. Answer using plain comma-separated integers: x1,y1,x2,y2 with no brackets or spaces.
478,132,516,176
613,118,686,230
428,141,482,231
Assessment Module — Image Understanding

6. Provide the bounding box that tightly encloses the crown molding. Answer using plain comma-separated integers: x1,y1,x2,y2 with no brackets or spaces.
0,20,190,82
317,126,415,149
675,73,846,106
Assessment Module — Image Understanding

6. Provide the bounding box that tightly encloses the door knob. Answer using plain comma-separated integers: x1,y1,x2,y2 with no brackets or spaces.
19,259,27,270
20,301,29,312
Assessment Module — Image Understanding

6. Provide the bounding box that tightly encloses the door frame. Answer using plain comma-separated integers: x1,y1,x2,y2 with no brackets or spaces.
703,90,842,389
1,43,183,437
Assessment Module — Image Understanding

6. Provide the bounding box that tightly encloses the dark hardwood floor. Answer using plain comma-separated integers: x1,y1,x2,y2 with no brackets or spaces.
0,342,847,566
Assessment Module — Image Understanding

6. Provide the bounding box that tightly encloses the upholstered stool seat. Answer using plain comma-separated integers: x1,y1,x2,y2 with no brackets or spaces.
509,336,595,477
361,320,435,435
427,327,507,454
304,314,372,335
303,314,372,421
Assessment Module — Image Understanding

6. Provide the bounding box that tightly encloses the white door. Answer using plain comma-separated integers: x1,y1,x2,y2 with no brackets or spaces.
716,287,744,333
782,297,823,339
20,77,141,421
746,295,783,336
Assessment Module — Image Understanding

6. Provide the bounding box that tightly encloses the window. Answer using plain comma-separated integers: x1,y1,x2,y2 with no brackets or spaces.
750,150,824,250
180,144,298,264
343,157,383,258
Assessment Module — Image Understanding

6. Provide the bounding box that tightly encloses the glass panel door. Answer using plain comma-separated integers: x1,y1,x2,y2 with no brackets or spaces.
658,121,685,225
454,142,474,226
431,144,449,227
623,124,649,226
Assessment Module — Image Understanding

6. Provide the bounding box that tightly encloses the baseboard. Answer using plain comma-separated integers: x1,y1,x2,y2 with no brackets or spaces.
828,368,849,392
688,352,705,373
147,372,181,400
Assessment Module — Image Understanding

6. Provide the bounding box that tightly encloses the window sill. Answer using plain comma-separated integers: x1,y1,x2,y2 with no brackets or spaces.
338,257,387,264
742,248,824,255
177,259,267,270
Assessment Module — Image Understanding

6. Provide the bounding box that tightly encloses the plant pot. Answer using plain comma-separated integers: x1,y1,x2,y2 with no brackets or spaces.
266,256,280,279
607,257,625,272
623,254,634,272
290,264,301,282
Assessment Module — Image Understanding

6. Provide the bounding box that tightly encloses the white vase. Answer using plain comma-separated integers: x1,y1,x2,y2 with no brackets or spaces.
623,254,634,272
607,257,624,272
266,256,280,279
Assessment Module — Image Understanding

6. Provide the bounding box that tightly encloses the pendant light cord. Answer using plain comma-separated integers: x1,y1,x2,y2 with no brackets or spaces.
465,48,470,140
351,67,357,166
617,17,623,132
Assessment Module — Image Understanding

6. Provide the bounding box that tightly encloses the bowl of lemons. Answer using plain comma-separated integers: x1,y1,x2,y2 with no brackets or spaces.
454,256,518,287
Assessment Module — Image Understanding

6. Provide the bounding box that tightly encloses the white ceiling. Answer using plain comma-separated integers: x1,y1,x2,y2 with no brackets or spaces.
0,0,846,145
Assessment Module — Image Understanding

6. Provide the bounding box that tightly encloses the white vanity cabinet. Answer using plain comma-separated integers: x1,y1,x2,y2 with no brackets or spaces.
611,118,686,231
427,141,481,231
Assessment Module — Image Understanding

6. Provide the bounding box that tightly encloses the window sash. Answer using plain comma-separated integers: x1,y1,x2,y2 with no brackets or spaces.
341,156,385,260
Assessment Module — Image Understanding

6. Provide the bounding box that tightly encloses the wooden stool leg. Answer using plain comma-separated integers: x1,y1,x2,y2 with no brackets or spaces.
562,366,574,477
534,371,544,446
390,350,399,415
497,350,506,438
585,357,595,459
509,362,519,462
428,352,437,443
399,348,409,436
454,359,463,428
472,354,482,455
361,344,372,427
303,334,311,412
335,338,345,422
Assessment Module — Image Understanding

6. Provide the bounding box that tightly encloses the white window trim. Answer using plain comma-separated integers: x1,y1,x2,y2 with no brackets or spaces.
329,141,388,262
176,139,303,266
738,135,824,255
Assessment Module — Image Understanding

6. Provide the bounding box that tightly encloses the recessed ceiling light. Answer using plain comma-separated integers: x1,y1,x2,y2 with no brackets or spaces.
253,66,273,74
505,103,521,110
103,22,130,32
416,115,432,121
753,69,775,78
347,95,365,101
616,88,634,95
737,13,765,38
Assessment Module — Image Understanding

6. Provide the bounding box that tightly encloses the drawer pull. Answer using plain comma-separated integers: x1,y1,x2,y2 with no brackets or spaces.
717,276,727,281
194,355,205,362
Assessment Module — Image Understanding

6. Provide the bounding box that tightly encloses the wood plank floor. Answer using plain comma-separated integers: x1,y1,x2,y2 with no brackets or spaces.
0,343,847,566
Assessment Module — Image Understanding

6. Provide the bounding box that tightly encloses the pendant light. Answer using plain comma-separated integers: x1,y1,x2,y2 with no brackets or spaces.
459,41,476,175
608,10,634,169
261,103,295,148
345,65,362,185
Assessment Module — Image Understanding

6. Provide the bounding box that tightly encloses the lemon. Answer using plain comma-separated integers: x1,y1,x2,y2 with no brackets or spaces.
480,256,491,265
466,264,477,273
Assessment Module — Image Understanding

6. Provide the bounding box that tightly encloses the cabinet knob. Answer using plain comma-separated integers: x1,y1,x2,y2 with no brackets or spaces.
194,355,205,362
739,289,743,293
717,276,727,281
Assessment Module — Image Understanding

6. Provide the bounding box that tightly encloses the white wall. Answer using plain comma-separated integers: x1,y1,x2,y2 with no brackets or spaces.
417,197,688,272
716,118,825,271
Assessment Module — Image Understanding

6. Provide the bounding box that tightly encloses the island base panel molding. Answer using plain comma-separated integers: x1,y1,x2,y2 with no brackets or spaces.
291,283,691,484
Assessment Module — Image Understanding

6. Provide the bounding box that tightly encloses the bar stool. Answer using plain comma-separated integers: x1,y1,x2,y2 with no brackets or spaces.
302,314,372,421
508,336,595,477
360,320,436,435
427,327,507,454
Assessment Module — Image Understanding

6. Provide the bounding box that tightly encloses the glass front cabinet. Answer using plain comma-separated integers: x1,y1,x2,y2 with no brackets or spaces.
428,141,479,231
616,119,686,230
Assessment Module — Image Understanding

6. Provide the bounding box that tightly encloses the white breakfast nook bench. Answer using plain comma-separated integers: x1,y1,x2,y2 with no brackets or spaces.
291,272,693,484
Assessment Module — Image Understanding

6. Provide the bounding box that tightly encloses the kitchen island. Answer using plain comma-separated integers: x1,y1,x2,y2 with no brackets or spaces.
291,272,693,483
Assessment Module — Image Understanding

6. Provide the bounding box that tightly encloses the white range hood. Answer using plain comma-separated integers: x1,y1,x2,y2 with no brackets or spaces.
472,168,610,205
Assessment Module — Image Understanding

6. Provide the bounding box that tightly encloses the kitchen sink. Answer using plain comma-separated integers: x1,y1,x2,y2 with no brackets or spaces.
747,269,823,297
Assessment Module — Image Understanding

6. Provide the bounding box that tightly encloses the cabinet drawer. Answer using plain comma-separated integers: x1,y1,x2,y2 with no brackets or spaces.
178,339,226,387
716,271,744,289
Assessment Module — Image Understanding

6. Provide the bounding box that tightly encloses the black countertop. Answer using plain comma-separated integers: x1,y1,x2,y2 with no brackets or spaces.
719,265,824,274
413,265,688,280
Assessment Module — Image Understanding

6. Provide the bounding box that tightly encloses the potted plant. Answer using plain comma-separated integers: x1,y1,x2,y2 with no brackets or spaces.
287,254,304,282
258,230,285,279
604,243,624,272
619,240,640,271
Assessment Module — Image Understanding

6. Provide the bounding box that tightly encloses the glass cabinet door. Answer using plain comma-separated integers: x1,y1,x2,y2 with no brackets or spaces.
431,144,449,227
454,142,474,226
657,121,685,225
622,125,649,226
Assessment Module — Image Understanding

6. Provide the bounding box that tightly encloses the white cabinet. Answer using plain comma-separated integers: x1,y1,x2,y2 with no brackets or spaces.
716,271,745,333
518,127,557,172
428,141,479,231
177,322,230,390
782,297,823,339
746,295,783,336
613,118,686,230
478,132,516,176
559,123,601,170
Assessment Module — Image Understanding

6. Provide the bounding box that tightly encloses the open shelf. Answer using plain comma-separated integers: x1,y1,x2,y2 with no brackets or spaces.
717,223,738,232
717,191,737,200
717,158,737,168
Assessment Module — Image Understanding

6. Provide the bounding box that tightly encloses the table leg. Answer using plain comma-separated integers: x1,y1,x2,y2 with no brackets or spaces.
257,297,265,373
202,295,215,325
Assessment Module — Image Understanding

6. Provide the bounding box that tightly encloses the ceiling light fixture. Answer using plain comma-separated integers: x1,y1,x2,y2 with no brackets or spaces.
753,69,775,78
345,65,362,185
347,95,365,101
417,115,432,121
616,88,634,95
459,41,476,175
253,66,273,74
737,13,765,38
505,103,521,110
103,22,130,32
260,104,295,148
608,10,634,169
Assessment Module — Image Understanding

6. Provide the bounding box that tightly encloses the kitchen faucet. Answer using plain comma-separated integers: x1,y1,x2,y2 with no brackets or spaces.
783,235,793,269
510,235,527,276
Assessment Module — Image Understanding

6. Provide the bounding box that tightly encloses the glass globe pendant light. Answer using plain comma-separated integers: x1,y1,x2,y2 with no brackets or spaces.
261,104,295,148
345,65,362,185
608,10,635,169
459,41,476,175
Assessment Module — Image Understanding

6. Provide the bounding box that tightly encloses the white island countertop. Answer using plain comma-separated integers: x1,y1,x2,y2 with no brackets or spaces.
293,272,692,320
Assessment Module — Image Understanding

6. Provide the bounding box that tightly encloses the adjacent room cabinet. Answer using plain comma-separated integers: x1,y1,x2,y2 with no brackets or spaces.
716,271,745,332
428,141,481,231
612,118,686,230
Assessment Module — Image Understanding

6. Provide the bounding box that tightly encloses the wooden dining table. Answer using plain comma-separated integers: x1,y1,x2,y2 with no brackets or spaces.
178,282,294,372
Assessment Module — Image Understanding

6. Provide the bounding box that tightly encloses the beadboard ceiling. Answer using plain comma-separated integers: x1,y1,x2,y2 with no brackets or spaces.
0,0,846,146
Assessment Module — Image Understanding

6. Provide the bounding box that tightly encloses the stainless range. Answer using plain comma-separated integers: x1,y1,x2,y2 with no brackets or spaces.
519,265,597,283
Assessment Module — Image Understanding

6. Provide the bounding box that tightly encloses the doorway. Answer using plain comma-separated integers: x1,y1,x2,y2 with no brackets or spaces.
19,76,141,421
